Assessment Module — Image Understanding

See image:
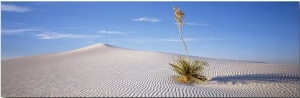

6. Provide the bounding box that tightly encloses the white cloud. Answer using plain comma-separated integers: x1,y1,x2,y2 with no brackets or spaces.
161,38,197,42
174,22,211,26
132,17,161,23
161,37,221,42
54,27,87,30
185,23,211,26
34,32,100,39
87,40,96,44
109,42,120,45
207,37,221,41
197,37,221,41
98,30,126,35
112,38,158,44
15,23,24,25
1,4,31,12
133,38,157,44
1,29,40,34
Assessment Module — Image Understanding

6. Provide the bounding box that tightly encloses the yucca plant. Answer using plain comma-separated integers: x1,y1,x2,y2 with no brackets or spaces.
170,57,209,83
170,6,209,84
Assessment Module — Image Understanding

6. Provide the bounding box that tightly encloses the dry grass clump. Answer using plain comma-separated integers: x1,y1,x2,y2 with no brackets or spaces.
170,6,209,84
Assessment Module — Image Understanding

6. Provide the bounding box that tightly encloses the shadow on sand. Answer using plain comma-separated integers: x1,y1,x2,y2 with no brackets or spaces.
210,74,300,84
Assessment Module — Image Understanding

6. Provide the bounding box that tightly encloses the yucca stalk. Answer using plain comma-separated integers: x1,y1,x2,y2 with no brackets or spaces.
170,6,209,84
173,6,189,60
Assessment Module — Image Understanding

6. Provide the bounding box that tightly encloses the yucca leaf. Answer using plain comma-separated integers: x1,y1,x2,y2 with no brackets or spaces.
170,56,209,84
169,63,185,76
191,74,208,83
169,63,183,70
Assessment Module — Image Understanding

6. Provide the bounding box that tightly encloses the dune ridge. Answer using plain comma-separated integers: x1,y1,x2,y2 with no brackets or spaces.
2,43,299,97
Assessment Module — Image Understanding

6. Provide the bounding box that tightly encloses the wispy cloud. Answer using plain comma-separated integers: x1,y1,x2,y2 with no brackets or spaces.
161,37,221,42
161,38,197,42
98,30,126,35
108,38,158,44
108,42,120,45
87,40,96,44
174,22,211,26
1,4,31,12
53,27,87,30
14,23,24,25
132,17,161,23
121,38,195,44
205,38,221,41
1,29,41,34
132,38,158,44
34,32,100,39
185,23,211,26
2,29,101,40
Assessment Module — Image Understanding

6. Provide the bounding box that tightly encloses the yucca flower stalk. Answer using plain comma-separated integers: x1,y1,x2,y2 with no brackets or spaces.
173,6,189,60
170,6,209,84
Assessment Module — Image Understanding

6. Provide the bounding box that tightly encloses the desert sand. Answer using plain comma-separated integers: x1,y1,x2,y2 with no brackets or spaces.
1,43,299,97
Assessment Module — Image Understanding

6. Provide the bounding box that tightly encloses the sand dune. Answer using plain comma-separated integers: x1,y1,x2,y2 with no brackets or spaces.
1,43,300,97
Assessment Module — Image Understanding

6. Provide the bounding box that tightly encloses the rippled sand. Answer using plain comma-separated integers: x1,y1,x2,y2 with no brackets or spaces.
2,43,299,97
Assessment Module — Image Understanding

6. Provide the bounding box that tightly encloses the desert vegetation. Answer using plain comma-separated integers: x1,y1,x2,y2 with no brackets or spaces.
169,6,209,84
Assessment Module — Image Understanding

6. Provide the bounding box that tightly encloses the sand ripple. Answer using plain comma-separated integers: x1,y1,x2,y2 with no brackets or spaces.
2,43,299,97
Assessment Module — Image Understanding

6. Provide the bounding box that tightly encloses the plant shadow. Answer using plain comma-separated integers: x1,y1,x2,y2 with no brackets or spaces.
209,74,300,84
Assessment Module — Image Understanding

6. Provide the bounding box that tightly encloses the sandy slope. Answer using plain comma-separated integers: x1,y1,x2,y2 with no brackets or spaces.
1,43,300,97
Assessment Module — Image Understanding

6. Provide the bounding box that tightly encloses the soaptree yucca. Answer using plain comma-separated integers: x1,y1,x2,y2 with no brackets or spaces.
170,57,209,83
170,6,209,84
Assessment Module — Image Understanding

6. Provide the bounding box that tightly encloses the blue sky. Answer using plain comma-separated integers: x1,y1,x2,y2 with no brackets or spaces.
1,2,299,65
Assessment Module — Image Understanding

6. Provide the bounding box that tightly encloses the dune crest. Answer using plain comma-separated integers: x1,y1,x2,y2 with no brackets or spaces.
61,43,110,53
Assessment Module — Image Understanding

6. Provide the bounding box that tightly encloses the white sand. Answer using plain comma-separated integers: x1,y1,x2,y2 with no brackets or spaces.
1,43,300,97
